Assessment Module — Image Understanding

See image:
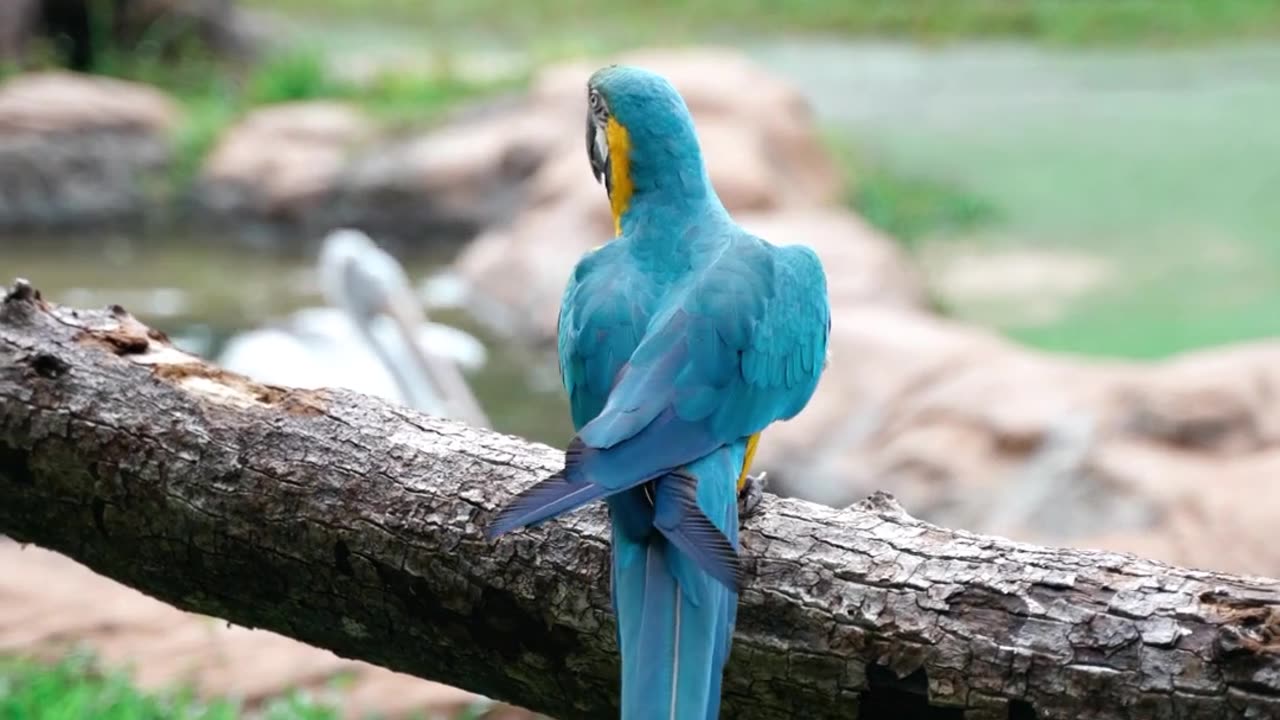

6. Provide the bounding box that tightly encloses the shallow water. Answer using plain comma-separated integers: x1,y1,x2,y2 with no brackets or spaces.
0,232,573,447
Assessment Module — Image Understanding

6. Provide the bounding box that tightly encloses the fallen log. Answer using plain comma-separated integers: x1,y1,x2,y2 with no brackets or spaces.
1,279,1278,719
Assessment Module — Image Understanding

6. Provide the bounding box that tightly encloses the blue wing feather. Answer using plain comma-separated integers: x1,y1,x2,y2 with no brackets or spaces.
585,236,829,458
485,407,726,539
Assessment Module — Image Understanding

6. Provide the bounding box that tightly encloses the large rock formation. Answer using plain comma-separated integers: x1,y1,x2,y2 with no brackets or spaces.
0,71,179,230
195,102,377,247
760,305,1280,577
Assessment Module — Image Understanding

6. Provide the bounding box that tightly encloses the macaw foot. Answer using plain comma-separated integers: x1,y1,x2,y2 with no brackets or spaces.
738,471,768,520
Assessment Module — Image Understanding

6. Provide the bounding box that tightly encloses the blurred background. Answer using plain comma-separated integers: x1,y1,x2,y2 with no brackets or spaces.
4,0,1280,717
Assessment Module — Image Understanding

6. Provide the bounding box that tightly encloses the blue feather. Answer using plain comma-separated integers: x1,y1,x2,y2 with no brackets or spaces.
486,412,726,544
616,443,743,720
652,470,741,594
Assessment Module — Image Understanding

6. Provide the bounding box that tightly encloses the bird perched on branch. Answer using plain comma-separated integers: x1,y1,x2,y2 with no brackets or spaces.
487,65,830,719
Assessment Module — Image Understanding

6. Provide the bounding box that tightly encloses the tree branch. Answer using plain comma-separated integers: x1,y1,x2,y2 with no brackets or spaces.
1,279,1278,720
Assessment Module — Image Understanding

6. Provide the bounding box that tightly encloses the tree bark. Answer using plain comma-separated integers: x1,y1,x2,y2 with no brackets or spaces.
1,278,1279,720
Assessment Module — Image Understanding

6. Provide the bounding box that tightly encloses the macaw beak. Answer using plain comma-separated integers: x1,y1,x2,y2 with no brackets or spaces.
586,114,611,193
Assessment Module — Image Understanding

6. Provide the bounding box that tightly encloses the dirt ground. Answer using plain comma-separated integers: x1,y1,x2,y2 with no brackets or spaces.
0,538,535,719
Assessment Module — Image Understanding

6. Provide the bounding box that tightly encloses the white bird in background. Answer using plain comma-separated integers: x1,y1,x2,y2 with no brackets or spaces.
218,229,492,429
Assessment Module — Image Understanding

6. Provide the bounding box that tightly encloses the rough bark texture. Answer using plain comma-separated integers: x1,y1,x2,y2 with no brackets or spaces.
2,279,1279,720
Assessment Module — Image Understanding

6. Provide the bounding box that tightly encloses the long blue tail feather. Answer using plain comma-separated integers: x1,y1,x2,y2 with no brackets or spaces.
485,396,748,719
615,443,743,720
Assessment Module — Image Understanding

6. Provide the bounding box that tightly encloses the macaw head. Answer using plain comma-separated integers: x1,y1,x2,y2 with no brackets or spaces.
584,65,710,236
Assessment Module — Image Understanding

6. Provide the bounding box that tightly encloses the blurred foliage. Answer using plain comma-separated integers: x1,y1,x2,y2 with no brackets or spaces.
828,138,1001,249
0,652,528,720
239,46,516,123
244,0,1280,47
167,96,240,198
0,653,339,720
83,38,520,192
853,170,998,248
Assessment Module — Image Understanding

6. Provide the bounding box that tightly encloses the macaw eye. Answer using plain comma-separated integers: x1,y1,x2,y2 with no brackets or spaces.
588,90,607,118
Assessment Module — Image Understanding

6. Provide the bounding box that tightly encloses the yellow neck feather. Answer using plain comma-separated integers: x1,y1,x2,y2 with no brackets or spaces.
605,116,633,237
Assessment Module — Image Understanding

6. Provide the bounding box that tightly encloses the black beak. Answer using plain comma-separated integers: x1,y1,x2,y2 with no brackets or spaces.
586,115,610,192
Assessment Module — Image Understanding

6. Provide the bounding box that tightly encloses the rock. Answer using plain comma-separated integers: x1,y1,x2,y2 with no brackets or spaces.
453,183,607,341
757,304,1280,577
195,99,541,253
0,71,180,230
334,118,539,249
197,102,375,236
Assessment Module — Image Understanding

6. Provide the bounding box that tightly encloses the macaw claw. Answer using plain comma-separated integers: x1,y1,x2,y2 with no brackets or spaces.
738,470,768,520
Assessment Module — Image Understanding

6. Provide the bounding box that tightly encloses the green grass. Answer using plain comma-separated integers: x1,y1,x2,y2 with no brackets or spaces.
237,46,520,124
832,139,1001,251
242,0,1280,48
0,653,529,720
804,42,1280,359
0,654,339,720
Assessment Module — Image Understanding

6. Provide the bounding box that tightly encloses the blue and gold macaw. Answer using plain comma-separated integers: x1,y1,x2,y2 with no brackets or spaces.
487,65,830,719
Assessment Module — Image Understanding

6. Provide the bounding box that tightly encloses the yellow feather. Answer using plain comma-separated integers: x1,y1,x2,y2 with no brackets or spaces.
605,116,634,237
737,432,762,492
